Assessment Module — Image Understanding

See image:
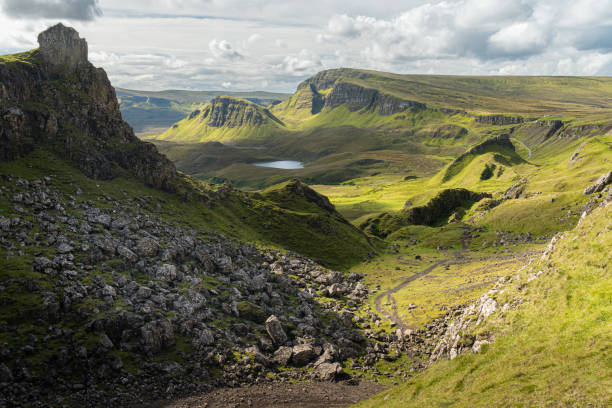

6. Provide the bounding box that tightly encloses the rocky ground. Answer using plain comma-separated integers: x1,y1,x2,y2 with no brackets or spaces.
0,172,448,407
149,380,386,408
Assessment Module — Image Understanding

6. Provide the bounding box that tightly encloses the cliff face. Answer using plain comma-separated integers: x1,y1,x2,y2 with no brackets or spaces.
295,69,426,116
204,97,272,128
0,24,176,191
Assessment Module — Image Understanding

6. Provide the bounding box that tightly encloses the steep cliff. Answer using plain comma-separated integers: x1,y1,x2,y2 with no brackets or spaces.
286,69,426,117
0,23,176,190
157,96,286,142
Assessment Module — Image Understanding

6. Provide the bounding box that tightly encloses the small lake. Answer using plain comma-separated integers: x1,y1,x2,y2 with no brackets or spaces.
253,160,304,169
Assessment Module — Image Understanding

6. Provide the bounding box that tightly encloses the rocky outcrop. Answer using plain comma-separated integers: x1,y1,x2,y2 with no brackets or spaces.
536,119,564,139
402,189,491,226
203,97,277,128
324,82,425,115
37,23,88,70
475,114,524,126
295,69,426,116
0,24,176,191
362,189,491,238
584,171,612,195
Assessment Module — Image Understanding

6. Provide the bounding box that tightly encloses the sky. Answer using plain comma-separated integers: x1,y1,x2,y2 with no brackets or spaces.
1,0,612,92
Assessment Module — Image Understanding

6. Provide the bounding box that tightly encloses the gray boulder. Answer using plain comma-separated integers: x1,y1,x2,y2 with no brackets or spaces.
273,346,293,365
314,362,343,381
265,315,287,345
291,344,315,366
136,237,160,257
155,264,177,281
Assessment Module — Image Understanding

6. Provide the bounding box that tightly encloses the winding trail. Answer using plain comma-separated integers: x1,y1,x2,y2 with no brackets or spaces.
511,138,532,160
374,228,471,330
374,260,446,330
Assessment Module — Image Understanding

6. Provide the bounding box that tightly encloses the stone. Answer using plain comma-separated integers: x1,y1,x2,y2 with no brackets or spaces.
245,346,271,367
98,333,114,350
155,264,177,281
0,362,13,382
101,285,116,298
314,362,343,381
109,355,123,371
136,285,152,299
136,237,160,257
291,344,316,366
140,319,174,353
117,245,138,262
265,315,287,345
197,328,215,348
273,346,293,365
57,243,73,254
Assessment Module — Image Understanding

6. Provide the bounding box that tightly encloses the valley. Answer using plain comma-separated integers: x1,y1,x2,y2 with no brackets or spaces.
0,23,610,408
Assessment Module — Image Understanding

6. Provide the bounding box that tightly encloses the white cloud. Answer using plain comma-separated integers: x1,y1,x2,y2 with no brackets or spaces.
488,22,548,56
221,81,232,88
247,33,261,43
277,49,323,76
208,38,244,60
2,1,612,92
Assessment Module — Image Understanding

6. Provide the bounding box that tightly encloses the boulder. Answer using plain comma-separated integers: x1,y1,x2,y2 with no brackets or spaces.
314,362,343,381
136,237,160,257
273,346,293,365
291,344,316,366
117,245,138,262
140,319,174,353
265,315,287,345
155,264,177,281
0,363,14,382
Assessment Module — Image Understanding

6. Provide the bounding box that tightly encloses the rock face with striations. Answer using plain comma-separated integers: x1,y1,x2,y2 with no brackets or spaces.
295,68,426,116
0,24,177,191
37,23,88,70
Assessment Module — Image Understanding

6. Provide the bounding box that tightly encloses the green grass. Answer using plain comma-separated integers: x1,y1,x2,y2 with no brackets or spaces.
355,203,612,408
0,149,373,269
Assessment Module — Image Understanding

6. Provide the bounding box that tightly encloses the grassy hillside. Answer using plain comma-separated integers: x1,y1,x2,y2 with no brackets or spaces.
287,68,612,117
148,69,612,191
356,201,612,407
0,149,373,269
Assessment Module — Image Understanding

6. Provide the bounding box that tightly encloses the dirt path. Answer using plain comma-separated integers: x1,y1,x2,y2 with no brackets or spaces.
374,260,446,330
511,137,532,160
150,380,386,408
374,227,473,329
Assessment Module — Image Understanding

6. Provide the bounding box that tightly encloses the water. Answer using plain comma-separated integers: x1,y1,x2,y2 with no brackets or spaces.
253,160,304,169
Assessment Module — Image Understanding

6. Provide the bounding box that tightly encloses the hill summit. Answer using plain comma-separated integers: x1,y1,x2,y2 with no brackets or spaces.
0,23,177,190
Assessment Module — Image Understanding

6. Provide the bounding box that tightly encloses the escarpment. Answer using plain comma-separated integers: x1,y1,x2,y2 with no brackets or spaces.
295,69,426,116
205,97,273,127
0,23,176,191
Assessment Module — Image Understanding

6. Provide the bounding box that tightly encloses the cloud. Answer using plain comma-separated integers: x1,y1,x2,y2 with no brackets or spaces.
277,49,323,76
0,0,102,21
488,22,548,57
455,0,533,29
221,81,232,88
247,33,262,43
208,39,244,60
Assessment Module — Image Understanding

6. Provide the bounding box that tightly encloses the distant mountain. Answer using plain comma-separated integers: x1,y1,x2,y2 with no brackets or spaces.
155,96,287,143
116,87,289,135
